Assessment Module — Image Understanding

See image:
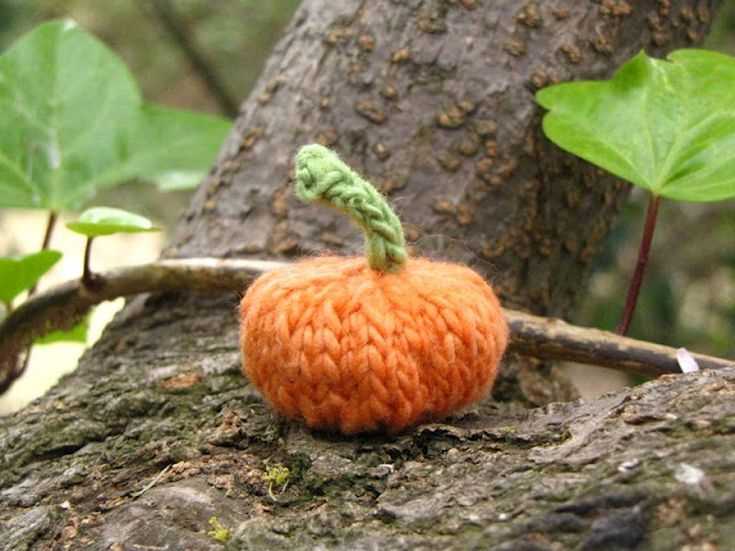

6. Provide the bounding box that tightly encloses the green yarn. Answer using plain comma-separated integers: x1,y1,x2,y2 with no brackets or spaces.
294,144,407,273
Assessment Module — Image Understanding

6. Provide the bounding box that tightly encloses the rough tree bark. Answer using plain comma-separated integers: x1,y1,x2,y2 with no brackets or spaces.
1,1,730,550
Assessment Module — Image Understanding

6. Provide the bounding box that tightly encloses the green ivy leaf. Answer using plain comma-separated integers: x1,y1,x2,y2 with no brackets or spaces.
0,250,62,306
0,20,231,211
536,49,735,202
35,315,89,345
66,207,160,237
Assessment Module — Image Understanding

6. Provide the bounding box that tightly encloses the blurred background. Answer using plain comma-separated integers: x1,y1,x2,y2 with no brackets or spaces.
0,0,300,413
0,0,733,411
0,0,301,228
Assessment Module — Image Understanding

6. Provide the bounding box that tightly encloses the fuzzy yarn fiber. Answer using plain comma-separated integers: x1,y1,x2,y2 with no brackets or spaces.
240,255,508,434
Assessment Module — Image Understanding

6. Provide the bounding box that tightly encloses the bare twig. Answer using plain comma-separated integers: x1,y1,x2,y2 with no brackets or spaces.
131,464,172,498
141,0,239,118
0,257,731,393
506,310,730,377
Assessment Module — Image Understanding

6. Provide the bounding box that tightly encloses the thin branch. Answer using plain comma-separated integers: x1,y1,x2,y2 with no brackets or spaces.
506,310,730,376
617,194,661,335
12,211,60,393
141,0,239,118
0,257,731,394
0,257,284,393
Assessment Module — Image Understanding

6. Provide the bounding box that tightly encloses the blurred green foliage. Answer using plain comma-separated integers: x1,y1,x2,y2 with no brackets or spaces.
0,249,60,307
0,0,300,113
0,0,300,227
0,20,232,210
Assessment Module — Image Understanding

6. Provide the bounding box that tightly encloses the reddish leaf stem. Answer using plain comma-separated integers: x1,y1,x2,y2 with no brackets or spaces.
617,193,661,335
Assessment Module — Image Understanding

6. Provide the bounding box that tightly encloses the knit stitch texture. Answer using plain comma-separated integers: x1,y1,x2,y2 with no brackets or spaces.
295,144,406,272
240,144,508,434
240,256,508,434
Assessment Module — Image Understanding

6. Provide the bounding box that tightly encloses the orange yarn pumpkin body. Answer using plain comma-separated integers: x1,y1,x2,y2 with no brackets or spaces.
240,256,508,434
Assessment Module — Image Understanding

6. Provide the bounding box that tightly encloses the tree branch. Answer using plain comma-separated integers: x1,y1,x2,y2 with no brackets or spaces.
505,311,730,376
0,257,731,393
140,0,240,118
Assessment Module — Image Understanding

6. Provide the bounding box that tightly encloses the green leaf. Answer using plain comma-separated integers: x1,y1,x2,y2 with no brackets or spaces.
0,250,62,305
66,207,160,237
91,104,230,190
0,20,231,211
536,49,735,202
151,170,205,191
35,315,89,345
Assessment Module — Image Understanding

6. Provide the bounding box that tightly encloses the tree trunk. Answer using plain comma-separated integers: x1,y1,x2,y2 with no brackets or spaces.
1,1,727,550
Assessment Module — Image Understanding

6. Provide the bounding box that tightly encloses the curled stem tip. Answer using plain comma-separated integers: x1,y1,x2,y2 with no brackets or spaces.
294,143,406,272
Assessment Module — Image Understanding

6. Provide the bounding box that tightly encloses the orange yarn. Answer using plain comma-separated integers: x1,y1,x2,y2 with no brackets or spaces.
240,256,508,434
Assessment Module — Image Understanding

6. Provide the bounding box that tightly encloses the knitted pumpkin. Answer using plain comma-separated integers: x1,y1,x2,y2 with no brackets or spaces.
239,144,508,434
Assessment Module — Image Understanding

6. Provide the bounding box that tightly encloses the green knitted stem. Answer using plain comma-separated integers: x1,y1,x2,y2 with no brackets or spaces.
294,144,407,273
